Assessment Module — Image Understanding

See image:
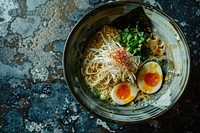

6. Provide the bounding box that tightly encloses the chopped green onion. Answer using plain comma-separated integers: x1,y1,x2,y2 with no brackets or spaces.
119,27,151,61
116,36,121,41
127,34,133,41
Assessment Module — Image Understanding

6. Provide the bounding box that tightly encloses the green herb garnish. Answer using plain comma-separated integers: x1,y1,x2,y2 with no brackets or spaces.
119,27,150,61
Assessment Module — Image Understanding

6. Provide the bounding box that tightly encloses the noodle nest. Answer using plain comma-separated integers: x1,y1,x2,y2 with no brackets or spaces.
81,26,141,99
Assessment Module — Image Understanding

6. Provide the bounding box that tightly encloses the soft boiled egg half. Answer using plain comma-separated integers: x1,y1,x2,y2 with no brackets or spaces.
137,61,163,94
111,83,139,105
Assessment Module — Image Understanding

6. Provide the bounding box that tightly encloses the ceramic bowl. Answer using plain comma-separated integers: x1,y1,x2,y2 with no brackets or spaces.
63,1,190,123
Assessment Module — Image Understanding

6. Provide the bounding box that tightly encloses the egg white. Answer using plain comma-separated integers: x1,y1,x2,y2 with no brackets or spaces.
137,61,163,94
111,83,139,105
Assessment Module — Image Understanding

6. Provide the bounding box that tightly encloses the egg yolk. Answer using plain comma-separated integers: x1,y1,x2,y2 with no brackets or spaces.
116,84,130,100
144,72,160,87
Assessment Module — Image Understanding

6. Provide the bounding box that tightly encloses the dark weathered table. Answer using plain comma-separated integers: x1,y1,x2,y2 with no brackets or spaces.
0,0,200,132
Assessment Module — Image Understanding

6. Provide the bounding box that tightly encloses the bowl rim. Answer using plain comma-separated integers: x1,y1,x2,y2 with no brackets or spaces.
63,0,191,124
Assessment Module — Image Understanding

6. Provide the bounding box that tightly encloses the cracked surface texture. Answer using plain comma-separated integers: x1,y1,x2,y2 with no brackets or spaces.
0,0,200,132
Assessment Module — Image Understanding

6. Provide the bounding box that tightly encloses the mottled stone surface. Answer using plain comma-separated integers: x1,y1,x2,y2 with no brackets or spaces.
0,0,200,132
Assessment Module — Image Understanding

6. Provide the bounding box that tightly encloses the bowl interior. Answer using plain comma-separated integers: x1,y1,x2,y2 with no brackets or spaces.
63,1,190,123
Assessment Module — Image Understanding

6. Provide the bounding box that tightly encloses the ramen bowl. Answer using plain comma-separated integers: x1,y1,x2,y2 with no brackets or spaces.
63,1,190,123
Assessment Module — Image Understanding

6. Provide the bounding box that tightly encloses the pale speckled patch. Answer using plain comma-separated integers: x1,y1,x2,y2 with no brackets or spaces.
74,0,90,10
97,119,115,133
24,118,63,133
25,119,63,132
11,16,41,38
0,0,18,23
16,0,73,81
71,114,80,121
0,0,18,37
0,22,9,38
26,0,48,11
25,119,42,132
144,0,163,10
31,66,49,82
